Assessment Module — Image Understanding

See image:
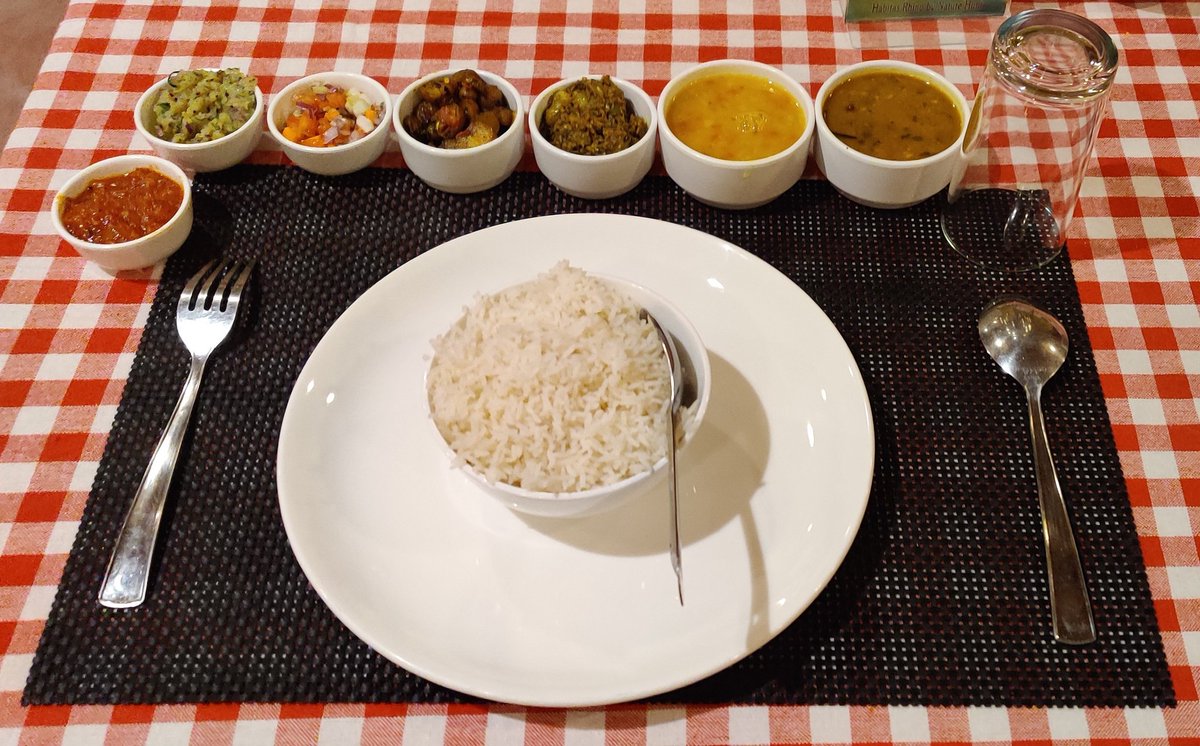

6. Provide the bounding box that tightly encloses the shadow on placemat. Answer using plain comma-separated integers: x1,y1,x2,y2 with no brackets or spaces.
24,167,1172,707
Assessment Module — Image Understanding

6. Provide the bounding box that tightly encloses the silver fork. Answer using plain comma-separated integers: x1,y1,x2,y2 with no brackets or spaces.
99,259,255,609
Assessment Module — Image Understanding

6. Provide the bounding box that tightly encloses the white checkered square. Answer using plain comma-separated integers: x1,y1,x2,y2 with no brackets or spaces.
232,719,278,746
1167,566,1200,598
0,653,32,691
59,303,103,329
169,21,204,41
1182,631,1200,665
1129,398,1167,425
110,19,147,39
1116,349,1153,374
96,54,134,74
317,718,363,744
81,91,119,112
1093,258,1128,282
145,723,193,746
1167,304,1200,328
1142,217,1177,239
1142,451,1180,479
1105,304,1140,327
452,24,482,45
1154,506,1192,537
484,713,526,746
19,585,56,621
45,521,80,555
1125,707,1168,738
286,24,316,44
810,706,851,743
36,353,84,380
728,706,771,745
1153,258,1189,282
1047,708,1089,739
10,406,59,436
563,712,604,745
0,303,32,329
69,458,100,493
0,462,38,493
644,709,685,746
64,128,102,151
1181,350,1200,375
400,716,446,746
229,22,261,42
889,706,930,742
274,57,310,78
967,707,1012,741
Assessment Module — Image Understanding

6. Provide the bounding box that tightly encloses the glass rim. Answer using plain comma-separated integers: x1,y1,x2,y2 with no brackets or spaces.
991,9,1119,103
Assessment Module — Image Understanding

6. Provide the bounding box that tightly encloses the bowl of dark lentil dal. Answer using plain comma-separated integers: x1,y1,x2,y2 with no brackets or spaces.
528,75,657,199
134,68,264,173
814,60,969,209
51,155,193,273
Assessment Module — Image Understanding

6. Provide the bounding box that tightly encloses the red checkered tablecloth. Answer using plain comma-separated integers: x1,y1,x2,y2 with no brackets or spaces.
2,0,1198,742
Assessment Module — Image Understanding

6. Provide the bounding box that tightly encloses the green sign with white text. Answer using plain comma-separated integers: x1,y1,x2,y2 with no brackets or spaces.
844,0,1007,21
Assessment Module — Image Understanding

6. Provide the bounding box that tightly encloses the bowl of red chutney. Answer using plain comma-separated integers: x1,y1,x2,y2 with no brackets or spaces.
51,154,193,273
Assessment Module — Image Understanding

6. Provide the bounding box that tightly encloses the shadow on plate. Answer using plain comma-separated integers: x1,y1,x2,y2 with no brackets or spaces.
517,352,769,557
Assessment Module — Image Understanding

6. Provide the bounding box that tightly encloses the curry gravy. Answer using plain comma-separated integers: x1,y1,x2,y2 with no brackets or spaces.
822,70,961,161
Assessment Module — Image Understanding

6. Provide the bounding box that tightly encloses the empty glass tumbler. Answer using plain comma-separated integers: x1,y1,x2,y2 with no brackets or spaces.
941,9,1118,271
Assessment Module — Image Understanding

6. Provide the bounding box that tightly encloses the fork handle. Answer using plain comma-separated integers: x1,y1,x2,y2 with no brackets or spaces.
99,355,208,608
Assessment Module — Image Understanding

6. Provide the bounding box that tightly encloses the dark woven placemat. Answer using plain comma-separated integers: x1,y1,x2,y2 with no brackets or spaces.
25,167,1172,707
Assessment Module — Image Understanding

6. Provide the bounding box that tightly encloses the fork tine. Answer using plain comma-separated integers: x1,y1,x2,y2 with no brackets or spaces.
218,260,256,313
179,260,219,312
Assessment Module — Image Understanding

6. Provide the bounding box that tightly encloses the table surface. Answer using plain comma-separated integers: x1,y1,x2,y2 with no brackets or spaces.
1,0,1197,743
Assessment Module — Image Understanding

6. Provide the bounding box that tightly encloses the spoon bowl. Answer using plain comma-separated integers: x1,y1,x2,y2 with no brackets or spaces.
979,297,1096,644
979,297,1069,389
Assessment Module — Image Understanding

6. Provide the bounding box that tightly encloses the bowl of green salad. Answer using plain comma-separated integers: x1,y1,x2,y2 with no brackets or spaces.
135,68,264,172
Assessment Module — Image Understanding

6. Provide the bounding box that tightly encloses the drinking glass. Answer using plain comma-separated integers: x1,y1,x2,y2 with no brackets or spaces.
941,9,1118,272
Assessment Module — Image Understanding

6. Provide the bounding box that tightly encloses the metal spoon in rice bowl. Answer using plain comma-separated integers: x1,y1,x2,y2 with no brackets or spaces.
641,308,685,605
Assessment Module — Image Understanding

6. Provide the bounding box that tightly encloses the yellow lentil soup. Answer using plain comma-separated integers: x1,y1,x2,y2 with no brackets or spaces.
665,73,806,161
822,69,962,161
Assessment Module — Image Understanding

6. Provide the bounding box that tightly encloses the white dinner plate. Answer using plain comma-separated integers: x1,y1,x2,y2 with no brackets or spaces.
277,214,874,707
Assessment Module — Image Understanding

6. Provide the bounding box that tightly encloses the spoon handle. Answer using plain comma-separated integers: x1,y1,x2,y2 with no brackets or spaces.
1026,387,1096,644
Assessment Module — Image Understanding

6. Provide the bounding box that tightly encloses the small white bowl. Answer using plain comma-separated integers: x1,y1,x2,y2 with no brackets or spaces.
814,60,969,209
134,70,264,173
658,59,815,210
528,76,657,199
393,69,524,194
430,276,711,519
51,154,193,273
267,71,392,176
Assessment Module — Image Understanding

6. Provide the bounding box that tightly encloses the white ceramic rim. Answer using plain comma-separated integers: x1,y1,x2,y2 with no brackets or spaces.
392,69,525,159
527,75,658,164
815,59,970,170
425,272,709,505
50,154,192,251
266,71,393,154
657,58,816,170
133,69,264,151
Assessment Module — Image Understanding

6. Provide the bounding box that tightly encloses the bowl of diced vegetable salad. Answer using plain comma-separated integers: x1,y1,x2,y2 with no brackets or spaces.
267,71,392,176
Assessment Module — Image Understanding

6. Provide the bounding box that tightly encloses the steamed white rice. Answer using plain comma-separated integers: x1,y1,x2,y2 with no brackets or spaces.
427,262,669,493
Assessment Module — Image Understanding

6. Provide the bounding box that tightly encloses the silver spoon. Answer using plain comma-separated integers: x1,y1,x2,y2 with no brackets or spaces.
641,309,684,605
979,297,1096,644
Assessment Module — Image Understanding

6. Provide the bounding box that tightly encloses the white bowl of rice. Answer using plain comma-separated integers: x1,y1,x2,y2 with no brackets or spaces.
426,262,711,518
135,68,265,173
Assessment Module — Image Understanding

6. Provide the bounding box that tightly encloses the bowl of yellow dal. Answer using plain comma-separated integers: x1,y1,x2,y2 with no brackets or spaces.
657,59,815,210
